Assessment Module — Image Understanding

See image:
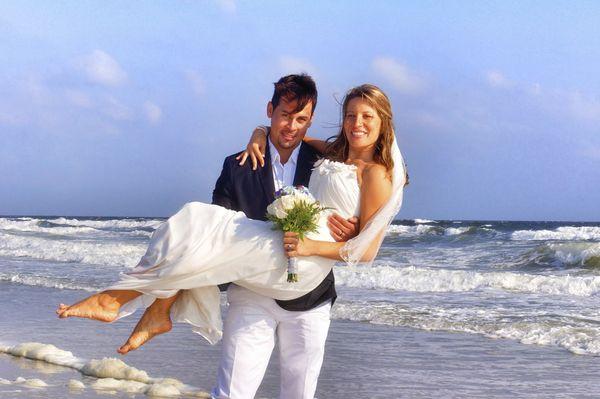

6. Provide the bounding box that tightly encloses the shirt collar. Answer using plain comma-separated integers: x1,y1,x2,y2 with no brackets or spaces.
269,137,300,167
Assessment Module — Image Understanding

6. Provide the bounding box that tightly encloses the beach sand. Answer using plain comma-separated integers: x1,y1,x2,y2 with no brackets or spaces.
1,282,599,398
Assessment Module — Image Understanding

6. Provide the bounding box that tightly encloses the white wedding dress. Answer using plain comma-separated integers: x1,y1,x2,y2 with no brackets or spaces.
109,159,360,344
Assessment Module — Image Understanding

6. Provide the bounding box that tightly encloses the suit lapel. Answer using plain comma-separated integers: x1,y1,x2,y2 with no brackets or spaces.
258,142,276,204
293,142,315,187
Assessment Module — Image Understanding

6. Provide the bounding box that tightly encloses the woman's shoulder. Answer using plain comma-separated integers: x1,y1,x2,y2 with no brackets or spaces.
358,162,392,187
352,161,388,177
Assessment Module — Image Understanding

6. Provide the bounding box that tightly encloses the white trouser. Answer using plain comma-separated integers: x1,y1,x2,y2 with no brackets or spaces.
211,284,331,399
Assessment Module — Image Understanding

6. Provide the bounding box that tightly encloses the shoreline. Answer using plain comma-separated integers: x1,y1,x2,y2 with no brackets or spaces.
2,283,600,398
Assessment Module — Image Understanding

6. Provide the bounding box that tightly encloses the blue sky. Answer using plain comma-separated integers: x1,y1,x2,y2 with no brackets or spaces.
1,1,599,221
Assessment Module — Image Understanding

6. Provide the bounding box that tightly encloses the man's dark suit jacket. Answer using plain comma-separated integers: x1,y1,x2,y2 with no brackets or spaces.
212,141,336,311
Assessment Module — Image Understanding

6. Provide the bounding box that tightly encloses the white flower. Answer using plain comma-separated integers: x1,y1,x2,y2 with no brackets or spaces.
295,193,315,205
280,194,297,211
267,199,288,219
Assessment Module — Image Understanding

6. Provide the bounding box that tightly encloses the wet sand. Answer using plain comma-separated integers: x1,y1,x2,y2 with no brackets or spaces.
2,282,600,398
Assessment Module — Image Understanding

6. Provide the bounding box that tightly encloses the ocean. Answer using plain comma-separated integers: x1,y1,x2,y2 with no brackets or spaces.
1,215,600,398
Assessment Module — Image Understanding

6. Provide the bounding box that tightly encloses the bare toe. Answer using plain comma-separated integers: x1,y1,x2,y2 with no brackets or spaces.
117,344,131,355
56,294,121,322
117,309,172,355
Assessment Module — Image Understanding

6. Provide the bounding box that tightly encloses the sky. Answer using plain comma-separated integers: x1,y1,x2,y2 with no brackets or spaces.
0,0,599,221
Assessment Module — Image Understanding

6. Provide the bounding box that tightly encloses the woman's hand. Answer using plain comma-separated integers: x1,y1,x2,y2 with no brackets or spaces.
236,126,268,170
283,232,315,258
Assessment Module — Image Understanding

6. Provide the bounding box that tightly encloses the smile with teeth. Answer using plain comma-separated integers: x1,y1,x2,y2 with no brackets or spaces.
351,130,367,137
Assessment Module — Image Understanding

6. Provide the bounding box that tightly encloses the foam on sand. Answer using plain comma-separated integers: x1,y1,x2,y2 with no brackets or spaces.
15,377,49,388
68,379,85,390
0,342,209,397
0,376,50,388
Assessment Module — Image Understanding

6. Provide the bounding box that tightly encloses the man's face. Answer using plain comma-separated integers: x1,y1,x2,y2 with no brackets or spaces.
267,97,313,153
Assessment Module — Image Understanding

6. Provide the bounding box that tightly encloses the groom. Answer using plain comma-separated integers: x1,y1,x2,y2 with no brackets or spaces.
210,74,356,399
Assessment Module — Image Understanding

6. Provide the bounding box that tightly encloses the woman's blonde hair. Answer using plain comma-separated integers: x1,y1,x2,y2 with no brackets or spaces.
325,84,397,173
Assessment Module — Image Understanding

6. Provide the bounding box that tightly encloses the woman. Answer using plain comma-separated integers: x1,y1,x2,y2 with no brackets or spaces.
57,84,408,354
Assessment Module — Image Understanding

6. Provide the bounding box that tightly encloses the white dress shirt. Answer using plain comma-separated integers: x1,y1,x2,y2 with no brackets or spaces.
269,139,300,192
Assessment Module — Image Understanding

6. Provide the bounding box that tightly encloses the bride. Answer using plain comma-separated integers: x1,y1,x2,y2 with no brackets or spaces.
57,84,408,354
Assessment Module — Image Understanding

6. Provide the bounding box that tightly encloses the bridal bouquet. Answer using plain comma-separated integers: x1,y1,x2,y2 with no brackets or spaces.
266,186,327,282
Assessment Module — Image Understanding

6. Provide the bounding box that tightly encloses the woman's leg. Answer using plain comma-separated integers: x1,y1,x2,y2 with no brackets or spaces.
56,290,142,322
117,292,181,354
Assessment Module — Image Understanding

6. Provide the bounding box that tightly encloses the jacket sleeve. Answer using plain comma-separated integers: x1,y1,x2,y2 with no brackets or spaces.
212,157,237,210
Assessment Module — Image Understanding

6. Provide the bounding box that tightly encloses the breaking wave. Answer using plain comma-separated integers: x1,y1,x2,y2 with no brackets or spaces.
512,226,600,241
334,264,600,296
332,301,600,356
0,232,145,266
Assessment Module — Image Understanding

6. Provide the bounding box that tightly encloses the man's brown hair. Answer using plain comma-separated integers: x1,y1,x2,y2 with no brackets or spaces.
271,74,318,115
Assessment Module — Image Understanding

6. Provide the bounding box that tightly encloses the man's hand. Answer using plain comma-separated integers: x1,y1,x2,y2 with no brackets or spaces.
328,214,359,242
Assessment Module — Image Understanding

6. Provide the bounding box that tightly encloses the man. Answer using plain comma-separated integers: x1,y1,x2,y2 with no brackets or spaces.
210,74,356,399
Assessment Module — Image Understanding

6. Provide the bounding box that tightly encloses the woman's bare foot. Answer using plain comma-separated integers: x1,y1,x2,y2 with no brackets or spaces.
56,290,141,322
117,304,173,355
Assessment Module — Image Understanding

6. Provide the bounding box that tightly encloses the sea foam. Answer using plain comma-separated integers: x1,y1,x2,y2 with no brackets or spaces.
0,273,97,291
0,232,145,266
546,242,600,267
332,301,600,356
386,224,494,237
0,217,158,237
512,226,600,241
0,342,209,397
334,264,600,296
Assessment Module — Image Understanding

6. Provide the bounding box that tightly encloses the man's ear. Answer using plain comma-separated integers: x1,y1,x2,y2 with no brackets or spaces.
267,102,273,118
307,120,312,128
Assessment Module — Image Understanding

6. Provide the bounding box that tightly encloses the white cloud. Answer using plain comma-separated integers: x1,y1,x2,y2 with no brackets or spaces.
566,91,600,123
372,57,424,95
78,50,127,87
103,96,133,121
143,101,162,124
216,0,236,13
484,72,600,124
184,69,206,96
278,56,318,77
65,89,93,108
485,70,513,89
23,75,51,104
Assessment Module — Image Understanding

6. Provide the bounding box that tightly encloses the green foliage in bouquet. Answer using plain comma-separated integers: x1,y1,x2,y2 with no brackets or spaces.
266,200,324,238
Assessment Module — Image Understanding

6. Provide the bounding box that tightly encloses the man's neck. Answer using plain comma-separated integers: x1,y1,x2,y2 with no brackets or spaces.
269,139,298,165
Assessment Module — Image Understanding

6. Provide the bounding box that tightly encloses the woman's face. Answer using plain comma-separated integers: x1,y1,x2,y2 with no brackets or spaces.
343,97,382,151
